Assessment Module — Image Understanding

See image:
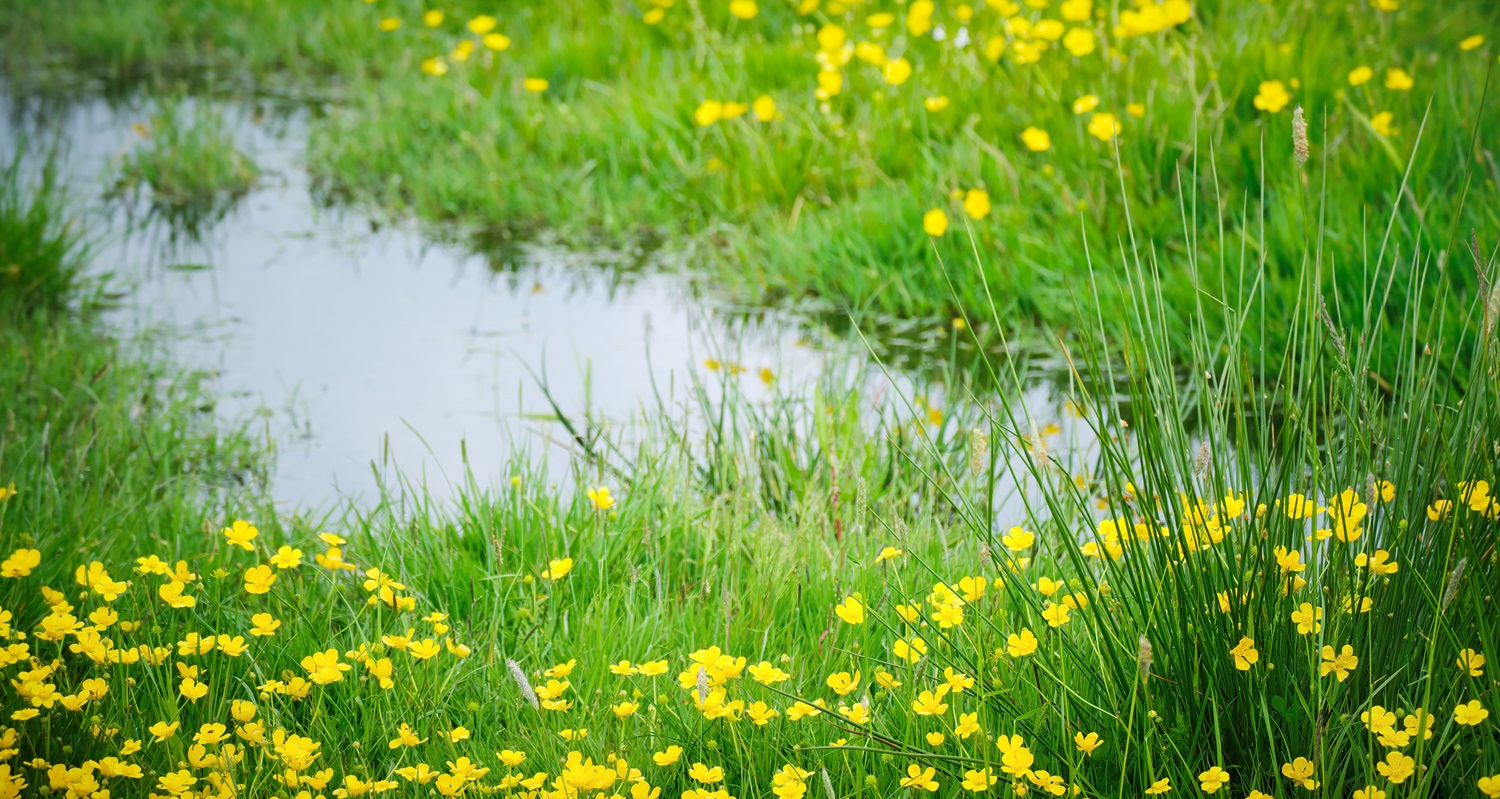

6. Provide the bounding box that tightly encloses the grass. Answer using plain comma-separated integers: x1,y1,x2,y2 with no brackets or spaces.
2,75,1500,799
108,96,259,229
4,0,1499,373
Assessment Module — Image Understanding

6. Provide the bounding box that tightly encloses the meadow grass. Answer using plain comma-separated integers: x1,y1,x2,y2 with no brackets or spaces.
2,87,1500,799
4,0,1499,370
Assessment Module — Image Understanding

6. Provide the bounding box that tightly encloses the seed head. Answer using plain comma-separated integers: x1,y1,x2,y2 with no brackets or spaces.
1292,106,1309,166
507,659,538,709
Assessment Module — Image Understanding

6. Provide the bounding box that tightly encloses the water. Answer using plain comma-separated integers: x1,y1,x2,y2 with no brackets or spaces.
2,88,1091,516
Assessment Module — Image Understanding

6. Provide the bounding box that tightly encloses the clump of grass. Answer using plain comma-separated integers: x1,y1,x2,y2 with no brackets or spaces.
111,97,258,211
0,151,83,315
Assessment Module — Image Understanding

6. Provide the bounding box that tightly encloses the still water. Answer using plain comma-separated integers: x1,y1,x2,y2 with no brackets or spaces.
3,90,1083,513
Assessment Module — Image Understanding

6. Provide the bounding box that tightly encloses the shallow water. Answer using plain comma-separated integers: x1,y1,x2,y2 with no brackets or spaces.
2,89,1090,515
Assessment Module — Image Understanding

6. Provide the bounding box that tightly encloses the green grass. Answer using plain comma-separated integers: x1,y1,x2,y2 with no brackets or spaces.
4,0,1499,373
2,89,1500,799
0,153,83,315
109,96,259,221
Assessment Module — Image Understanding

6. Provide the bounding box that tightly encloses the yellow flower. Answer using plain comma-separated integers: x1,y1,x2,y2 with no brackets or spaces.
1461,34,1485,51
483,32,512,51
586,486,615,510
834,596,864,624
1455,699,1490,726
1291,603,1322,634
922,209,948,237
1062,27,1095,56
1353,786,1386,799
1198,767,1228,794
1002,526,1034,551
0,548,40,578
1385,68,1414,91
911,687,950,715
1007,629,1038,657
924,96,949,113
389,723,426,749
1021,127,1051,152
729,0,758,20
223,519,258,551
1074,731,1101,754
893,636,927,663
1253,80,1290,113
961,768,997,792
1354,549,1398,575
1087,112,1120,141
753,95,776,122
149,721,179,741
409,639,442,660
270,546,302,569
302,649,352,683
1319,644,1358,681
1428,499,1453,520
876,546,903,562
244,564,276,595
901,765,938,792
906,0,934,36
466,14,496,34
1459,648,1486,676
542,557,573,580
249,612,281,637
1061,0,1092,20
378,16,402,31
1281,758,1316,790
497,749,526,767
1041,602,1070,627
421,58,449,77
524,78,549,93
1479,775,1500,797
688,763,723,784
826,670,860,695
963,189,990,220
159,581,196,609
1145,778,1171,794
1370,111,1397,137
653,746,683,766
179,678,208,702
612,701,639,718
1072,94,1100,115
694,100,724,127
1127,102,1146,118
1229,637,1259,671
883,58,912,86
1348,65,1373,86
816,69,842,98
1376,751,1414,784
423,10,444,26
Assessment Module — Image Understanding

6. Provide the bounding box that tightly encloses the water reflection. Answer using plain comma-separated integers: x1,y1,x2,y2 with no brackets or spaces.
1,85,1101,519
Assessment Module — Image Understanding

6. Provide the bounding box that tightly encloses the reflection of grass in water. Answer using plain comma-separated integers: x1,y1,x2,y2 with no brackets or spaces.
111,98,258,220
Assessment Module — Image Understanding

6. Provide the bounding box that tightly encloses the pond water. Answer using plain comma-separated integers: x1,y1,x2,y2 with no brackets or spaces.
2,88,1088,513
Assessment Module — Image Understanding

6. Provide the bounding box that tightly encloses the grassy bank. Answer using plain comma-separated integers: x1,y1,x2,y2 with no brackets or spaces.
5,0,1499,370
3,101,1500,799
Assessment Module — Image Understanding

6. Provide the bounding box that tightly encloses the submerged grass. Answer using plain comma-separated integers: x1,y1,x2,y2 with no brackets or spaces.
1,70,1498,799
3,0,1499,370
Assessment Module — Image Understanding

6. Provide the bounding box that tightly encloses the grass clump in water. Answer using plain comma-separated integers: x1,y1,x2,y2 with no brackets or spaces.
110,97,258,213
